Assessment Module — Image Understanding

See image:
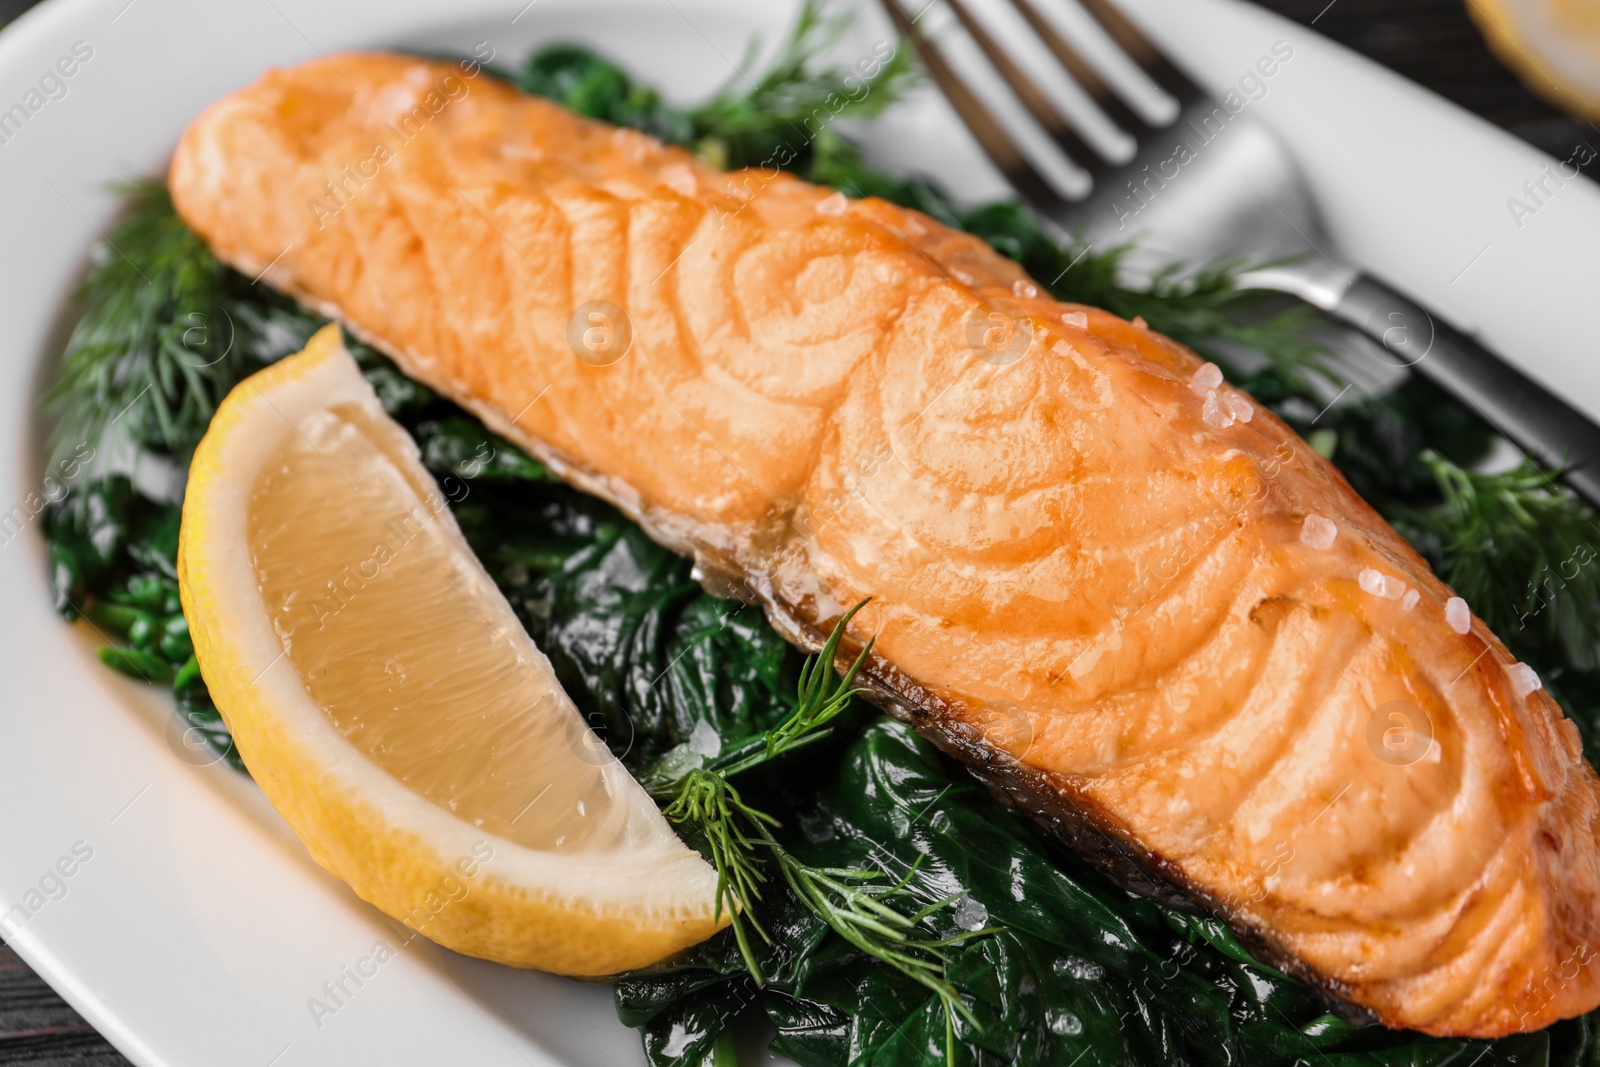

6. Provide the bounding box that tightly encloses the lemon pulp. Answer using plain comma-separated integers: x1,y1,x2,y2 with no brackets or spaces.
247,399,644,851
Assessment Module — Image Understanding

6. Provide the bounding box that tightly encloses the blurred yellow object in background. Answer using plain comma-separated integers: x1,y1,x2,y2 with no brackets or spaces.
1470,0,1600,118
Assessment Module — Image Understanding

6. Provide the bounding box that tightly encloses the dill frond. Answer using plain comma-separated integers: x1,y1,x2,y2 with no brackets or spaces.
690,0,917,171
1392,452,1600,670
43,181,250,464
658,603,981,1064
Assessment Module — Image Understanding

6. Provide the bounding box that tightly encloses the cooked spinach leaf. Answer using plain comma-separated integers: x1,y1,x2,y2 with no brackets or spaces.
616,719,1600,1067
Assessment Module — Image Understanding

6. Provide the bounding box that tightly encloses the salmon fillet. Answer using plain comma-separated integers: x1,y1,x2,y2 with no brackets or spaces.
169,52,1600,1036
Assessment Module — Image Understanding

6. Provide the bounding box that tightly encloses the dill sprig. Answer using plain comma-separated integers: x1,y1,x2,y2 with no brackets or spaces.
774,853,983,1066
661,769,775,970
951,203,1338,391
690,0,917,170
733,602,873,770
659,600,875,942
1103,258,1336,390
1391,452,1600,670
43,181,250,464
511,0,916,174
657,602,986,1063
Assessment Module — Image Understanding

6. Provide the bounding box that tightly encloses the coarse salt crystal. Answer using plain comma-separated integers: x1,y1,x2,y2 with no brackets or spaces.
1300,514,1336,550
1132,316,1148,330
952,896,989,931
1445,597,1471,634
1013,280,1039,298
1194,362,1224,389
815,191,848,215
1358,569,1405,600
1224,391,1254,423
687,718,723,757
1201,390,1234,429
610,126,655,160
1508,662,1542,697
498,143,545,162
1061,311,1088,328
659,162,698,197
1402,588,1420,612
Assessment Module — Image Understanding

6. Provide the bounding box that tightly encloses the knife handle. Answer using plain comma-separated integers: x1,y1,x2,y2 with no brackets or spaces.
1329,274,1600,508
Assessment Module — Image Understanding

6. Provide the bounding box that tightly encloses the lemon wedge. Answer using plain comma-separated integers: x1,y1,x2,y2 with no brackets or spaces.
1470,0,1600,118
178,325,723,974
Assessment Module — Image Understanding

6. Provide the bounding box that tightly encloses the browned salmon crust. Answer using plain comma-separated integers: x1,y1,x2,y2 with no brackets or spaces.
170,52,1600,1036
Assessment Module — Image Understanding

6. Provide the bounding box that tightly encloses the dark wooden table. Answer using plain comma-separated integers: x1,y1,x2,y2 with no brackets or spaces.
0,0,1593,1063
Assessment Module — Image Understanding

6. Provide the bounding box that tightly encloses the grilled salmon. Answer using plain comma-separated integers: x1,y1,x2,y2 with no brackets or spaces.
169,52,1600,1036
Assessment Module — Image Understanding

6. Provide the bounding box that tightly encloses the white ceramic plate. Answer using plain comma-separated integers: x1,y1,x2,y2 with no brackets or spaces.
2,1,1598,1064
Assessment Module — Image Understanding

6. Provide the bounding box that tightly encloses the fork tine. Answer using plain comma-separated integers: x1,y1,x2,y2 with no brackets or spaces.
941,0,1110,174
1077,0,1205,106
878,0,1074,215
1002,0,1153,137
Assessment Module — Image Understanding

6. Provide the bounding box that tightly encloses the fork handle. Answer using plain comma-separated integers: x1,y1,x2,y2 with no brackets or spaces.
1327,274,1600,507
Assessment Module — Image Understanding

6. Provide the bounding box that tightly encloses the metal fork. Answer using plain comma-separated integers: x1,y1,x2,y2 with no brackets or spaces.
878,0,1600,506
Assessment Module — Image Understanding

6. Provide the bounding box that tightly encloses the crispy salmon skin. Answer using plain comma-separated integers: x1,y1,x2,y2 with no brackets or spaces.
170,52,1600,1035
